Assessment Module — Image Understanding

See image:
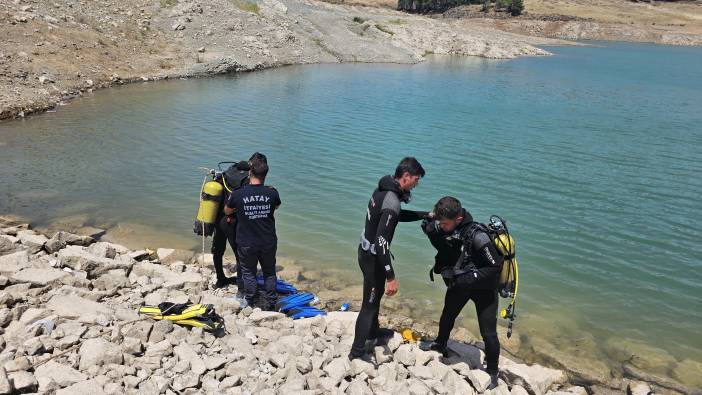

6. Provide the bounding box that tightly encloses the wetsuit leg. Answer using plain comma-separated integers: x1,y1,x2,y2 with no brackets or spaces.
211,217,228,282
351,247,386,355
237,245,259,306
259,244,277,310
223,218,244,291
474,289,500,374
435,286,472,346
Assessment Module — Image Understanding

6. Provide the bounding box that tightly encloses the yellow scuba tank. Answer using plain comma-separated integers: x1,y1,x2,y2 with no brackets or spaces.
193,179,223,237
487,216,519,338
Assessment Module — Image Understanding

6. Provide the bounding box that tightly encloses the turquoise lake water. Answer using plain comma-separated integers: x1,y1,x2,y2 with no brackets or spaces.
1,42,701,386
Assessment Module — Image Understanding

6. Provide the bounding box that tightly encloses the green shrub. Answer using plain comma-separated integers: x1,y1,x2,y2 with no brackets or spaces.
230,0,260,14
352,16,366,23
510,0,523,15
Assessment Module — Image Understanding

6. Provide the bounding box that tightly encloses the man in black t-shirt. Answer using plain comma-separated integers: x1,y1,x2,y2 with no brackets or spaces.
224,153,281,309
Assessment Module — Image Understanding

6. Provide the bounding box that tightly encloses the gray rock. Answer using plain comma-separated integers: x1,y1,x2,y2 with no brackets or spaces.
394,344,416,366
511,385,530,395
79,338,123,371
171,371,199,391
0,235,22,255
122,320,152,343
351,358,375,378
156,248,194,264
323,356,350,384
12,267,68,286
347,379,372,395
219,375,241,389
408,365,434,380
55,379,105,395
121,337,143,355
47,294,114,322
174,344,206,375
93,270,129,291
205,356,226,371
138,375,170,394
248,310,286,324
0,367,11,394
16,230,47,253
34,361,87,387
407,378,432,395
131,261,202,290
45,231,95,254
375,346,392,364
8,371,37,392
627,381,652,395
4,356,30,373
503,363,566,395
0,309,11,327
87,242,124,258
23,337,44,355
149,319,174,343
145,339,173,358
57,246,133,278
0,250,30,275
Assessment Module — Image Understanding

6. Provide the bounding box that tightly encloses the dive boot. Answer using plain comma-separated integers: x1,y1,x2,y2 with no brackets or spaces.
429,341,448,356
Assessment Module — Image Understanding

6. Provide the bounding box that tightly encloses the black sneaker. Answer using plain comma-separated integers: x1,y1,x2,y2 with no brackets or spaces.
486,372,499,390
213,279,229,289
348,349,366,361
369,328,395,345
429,341,448,355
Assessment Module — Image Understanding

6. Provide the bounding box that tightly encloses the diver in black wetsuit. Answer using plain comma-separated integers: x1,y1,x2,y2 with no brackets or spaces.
349,157,429,360
423,196,504,389
211,160,250,290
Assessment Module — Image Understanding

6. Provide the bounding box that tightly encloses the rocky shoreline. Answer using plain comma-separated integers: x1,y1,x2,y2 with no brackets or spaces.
0,0,571,121
2,215,698,394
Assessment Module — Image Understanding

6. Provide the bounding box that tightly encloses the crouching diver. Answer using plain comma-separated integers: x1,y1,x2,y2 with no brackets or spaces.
424,196,504,389
211,160,250,290
349,157,429,360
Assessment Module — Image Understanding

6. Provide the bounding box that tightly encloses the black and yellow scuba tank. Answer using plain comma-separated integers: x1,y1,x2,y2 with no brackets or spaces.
486,215,519,338
193,176,224,237
193,161,249,237
139,303,225,332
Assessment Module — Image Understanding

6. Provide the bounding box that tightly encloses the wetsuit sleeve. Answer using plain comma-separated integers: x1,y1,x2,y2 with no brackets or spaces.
422,219,445,252
225,189,237,209
470,232,504,282
399,210,429,222
376,209,399,280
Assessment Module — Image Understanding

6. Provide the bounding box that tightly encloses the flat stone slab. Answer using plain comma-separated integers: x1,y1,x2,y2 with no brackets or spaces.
12,268,69,286
47,294,114,320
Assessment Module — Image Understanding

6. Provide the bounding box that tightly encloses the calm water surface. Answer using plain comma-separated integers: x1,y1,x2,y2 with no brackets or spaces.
2,42,701,386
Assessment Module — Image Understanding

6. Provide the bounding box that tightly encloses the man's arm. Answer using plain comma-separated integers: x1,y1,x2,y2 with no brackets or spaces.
223,191,237,215
399,210,430,222
464,232,504,283
375,209,399,281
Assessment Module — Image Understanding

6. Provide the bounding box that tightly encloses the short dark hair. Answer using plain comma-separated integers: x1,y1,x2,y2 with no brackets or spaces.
249,152,267,163
249,153,269,180
434,196,462,220
394,157,425,178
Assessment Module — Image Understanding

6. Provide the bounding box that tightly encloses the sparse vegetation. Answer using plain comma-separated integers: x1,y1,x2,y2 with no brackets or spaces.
388,18,407,24
230,0,261,14
375,24,395,35
160,0,178,7
353,16,367,23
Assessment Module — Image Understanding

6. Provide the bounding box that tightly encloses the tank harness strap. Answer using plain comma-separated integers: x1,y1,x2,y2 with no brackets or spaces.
201,192,220,202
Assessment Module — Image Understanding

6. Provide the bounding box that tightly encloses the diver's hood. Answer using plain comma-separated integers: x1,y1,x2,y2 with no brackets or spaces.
378,175,411,203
